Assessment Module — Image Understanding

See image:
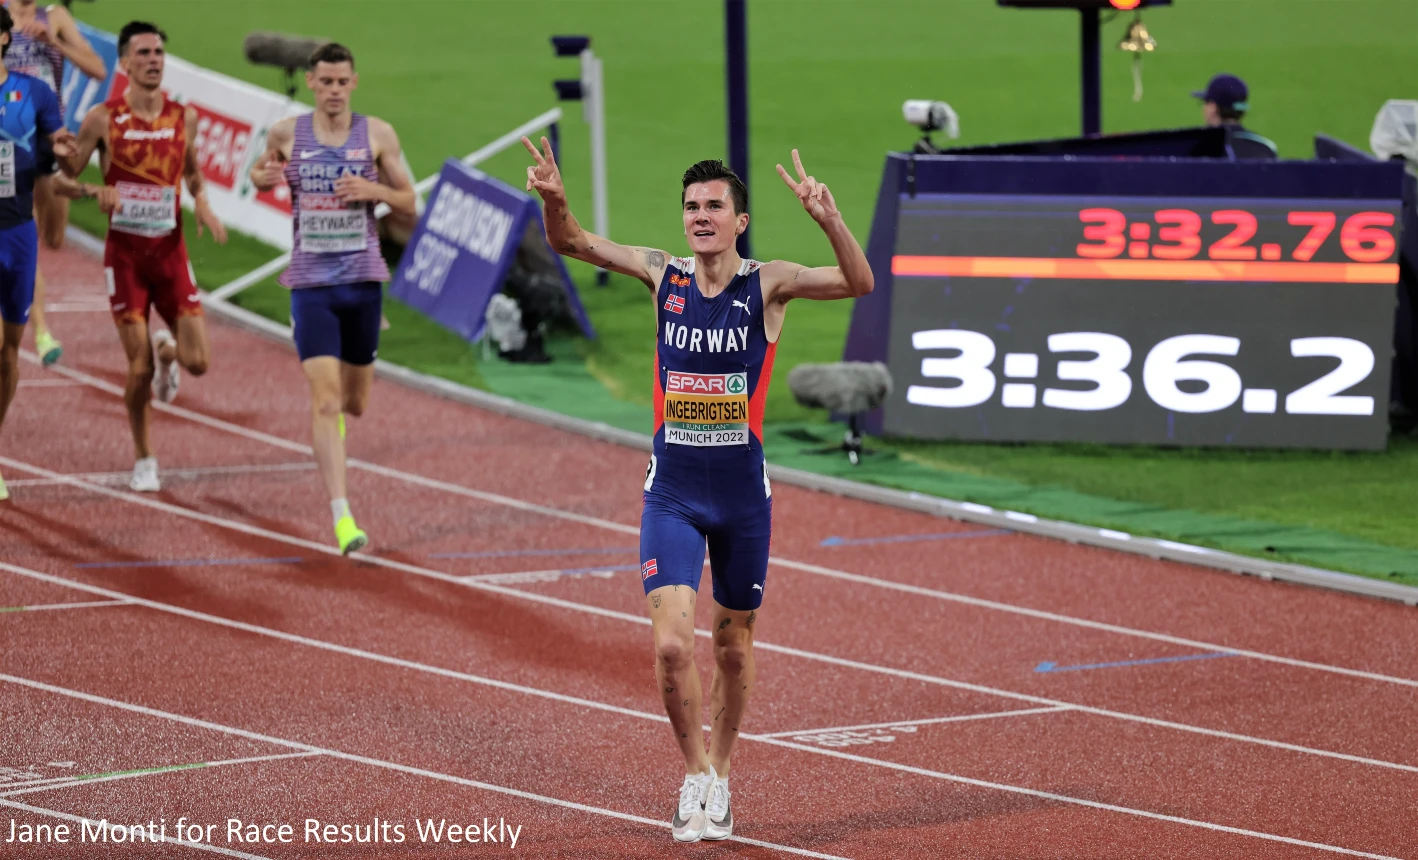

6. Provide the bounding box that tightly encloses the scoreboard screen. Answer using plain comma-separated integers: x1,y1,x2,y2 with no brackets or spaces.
881,194,1400,449
845,152,1408,451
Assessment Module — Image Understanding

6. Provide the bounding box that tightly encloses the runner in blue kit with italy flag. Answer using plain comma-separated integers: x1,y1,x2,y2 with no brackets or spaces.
523,136,873,843
3,0,107,368
0,2,82,501
249,43,416,554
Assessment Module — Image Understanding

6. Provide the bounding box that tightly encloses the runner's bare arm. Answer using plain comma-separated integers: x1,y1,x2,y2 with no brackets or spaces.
760,149,873,304
185,107,228,244
48,6,107,80
368,118,417,216
47,172,95,201
248,117,294,193
57,103,107,178
521,134,668,290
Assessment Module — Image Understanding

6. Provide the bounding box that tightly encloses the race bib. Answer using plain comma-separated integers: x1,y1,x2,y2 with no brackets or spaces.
0,142,13,199
111,182,177,237
298,193,369,253
663,371,750,447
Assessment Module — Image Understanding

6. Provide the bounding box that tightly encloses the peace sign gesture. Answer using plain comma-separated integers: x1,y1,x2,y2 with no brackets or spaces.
775,149,839,224
521,135,566,205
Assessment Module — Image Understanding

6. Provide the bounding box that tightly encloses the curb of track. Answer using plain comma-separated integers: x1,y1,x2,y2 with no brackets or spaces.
63,227,1418,607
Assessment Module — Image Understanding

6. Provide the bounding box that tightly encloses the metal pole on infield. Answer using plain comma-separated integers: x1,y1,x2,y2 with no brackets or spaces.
1080,6,1101,136
725,0,750,259
583,48,611,286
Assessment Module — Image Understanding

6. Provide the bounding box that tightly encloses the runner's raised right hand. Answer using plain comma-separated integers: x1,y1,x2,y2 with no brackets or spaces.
521,135,565,205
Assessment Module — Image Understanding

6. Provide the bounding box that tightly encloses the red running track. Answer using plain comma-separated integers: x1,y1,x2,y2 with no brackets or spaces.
0,242,1415,858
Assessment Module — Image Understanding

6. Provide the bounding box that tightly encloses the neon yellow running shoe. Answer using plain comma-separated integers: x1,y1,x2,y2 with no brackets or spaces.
35,330,62,367
335,514,367,555
338,413,346,439
0,469,9,502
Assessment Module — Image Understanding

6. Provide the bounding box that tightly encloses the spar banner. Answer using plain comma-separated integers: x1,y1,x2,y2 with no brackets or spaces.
390,158,594,342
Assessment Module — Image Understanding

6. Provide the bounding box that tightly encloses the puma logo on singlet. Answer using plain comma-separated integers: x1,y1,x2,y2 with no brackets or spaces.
752,583,763,592
732,299,751,314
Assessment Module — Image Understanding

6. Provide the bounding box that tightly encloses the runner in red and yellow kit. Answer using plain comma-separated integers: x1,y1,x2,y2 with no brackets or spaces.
60,21,227,492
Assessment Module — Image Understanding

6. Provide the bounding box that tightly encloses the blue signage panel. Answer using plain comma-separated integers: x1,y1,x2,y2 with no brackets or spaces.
390,159,593,342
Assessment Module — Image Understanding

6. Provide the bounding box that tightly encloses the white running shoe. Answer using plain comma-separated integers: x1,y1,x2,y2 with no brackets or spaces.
671,770,711,843
130,457,160,492
152,329,180,404
702,771,732,840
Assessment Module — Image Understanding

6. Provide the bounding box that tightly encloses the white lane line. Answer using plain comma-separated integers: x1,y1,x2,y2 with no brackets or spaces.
0,752,322,798
41,303,112,313
2,468,1413,775
759,706,1074,739
3,671,1400,860
744,735,1405,860
23,352,1417,690
0,673,853,860
17,378,86,388
1,599,131,613
0,797,273,858
461,568,625,585
5,462,315,488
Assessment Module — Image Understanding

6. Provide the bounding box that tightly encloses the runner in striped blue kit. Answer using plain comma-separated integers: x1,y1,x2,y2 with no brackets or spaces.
524,137,874,843
249,43,416,555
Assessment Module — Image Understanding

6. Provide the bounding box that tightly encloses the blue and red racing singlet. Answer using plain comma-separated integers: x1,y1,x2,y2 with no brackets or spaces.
651,256,776,468
640,255,776,610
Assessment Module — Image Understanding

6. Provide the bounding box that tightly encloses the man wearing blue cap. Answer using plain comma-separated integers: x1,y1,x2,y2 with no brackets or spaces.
1193,73,1278,159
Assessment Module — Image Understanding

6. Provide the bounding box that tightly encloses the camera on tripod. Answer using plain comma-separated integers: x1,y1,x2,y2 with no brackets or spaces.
903,100,959,154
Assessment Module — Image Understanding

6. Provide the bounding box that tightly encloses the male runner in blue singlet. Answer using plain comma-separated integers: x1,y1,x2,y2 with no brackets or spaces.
523,136,873,843
4,0,106,366
0,3,79,501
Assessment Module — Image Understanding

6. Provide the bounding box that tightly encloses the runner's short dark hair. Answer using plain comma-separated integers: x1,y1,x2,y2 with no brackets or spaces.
118,21,167,57
0,8,12,59
682,160,747,215
310,42,355,71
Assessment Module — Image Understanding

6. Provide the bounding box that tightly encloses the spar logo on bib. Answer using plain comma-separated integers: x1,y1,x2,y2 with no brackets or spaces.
663,371,750,447
110,182,178,237
666,372,746,396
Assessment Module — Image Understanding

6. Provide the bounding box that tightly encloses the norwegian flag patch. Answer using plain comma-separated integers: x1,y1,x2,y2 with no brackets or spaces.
641,559,658,580
663,295,685,314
